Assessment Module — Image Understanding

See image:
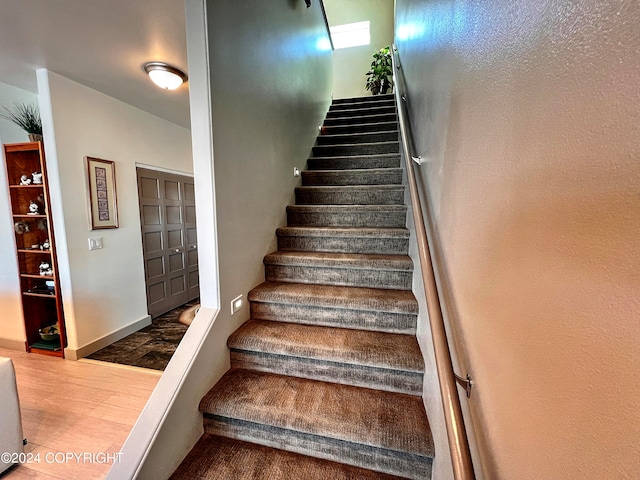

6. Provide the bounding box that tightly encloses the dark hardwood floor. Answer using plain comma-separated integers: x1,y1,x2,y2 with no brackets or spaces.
87,299,198,371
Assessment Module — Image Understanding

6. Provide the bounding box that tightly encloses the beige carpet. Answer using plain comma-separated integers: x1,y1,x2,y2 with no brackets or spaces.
170,434,403,479
171,93,432,479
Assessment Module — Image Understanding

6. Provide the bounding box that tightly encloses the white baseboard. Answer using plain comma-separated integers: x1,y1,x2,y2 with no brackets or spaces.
65,315,152,360
0,338,26,352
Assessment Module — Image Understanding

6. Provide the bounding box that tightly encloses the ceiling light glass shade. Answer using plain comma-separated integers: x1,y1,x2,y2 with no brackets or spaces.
143,62,187,90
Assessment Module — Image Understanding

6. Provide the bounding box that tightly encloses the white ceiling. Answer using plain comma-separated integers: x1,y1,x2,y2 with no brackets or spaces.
0,0,191,128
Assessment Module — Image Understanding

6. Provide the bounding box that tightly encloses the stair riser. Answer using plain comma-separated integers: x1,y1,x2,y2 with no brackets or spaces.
277,235,408,255
265,265,412,290
287,209,406,228
323,113,397,126
203,416,432,480
250,302,417,335
326,106,395,119
329,100,395,112
313,142,399,157
332,95,394,105
295,188,404,206
230,350,423,396
321,122,398,135
316,131,398,145
308,155,400,171
302,170,403,186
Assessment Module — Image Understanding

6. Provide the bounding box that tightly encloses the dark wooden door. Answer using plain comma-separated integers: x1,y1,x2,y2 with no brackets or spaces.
137,168,199,318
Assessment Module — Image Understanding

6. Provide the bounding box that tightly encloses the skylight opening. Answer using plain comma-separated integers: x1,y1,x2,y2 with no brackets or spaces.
330,21,370,49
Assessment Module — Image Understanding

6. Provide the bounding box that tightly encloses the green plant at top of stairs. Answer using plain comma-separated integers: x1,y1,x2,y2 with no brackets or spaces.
365,47,393,95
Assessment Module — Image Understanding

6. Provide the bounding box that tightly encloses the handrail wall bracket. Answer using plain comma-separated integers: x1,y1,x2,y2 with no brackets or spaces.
455,373,474,399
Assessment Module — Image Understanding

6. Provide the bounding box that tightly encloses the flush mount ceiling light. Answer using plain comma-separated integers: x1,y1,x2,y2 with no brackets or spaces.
143,62,187,90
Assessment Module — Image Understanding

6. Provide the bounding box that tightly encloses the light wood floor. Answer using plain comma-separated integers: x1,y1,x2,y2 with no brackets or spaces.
0,348,160,480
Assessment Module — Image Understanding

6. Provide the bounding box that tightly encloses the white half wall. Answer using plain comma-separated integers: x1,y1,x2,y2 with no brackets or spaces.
395,0,640,478
0,82,39,347
37,70,193,358
323,0,394,99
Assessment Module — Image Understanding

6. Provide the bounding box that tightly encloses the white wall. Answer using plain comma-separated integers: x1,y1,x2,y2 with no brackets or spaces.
0,82,38,144
207,0,332,341
395,0,640,479
109,1,333,478
323,0,394,99
37,70,193,358
403,182,456,480
0,82,39,349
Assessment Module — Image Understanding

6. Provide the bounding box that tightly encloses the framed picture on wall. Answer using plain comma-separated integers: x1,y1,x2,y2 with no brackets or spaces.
86,156,119,229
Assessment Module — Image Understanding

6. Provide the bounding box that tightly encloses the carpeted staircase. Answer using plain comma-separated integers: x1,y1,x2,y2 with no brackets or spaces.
171,94,434,479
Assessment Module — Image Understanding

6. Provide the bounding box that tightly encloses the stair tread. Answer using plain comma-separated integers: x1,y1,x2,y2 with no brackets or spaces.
229,319,424,372
296,185,404,192
304,167,402,173
288,204,406,212
307,157,401,171
303,167,402,174
332,94,394,104
249,281,418,314
314,140,399,148
324,112,397,121
287,204,407,228
199,369,434,458
318,130,399,139
321,121,398,132
170,433,403,480
277,226,409,238
308,153,400,161
264,251,413,270
330,99,395,109
312,142,400,158
326,106,396,116
301,169,403,186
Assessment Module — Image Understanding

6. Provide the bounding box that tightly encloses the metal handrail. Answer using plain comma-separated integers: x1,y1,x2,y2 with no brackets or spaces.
391,44,476,480
318,1,334,51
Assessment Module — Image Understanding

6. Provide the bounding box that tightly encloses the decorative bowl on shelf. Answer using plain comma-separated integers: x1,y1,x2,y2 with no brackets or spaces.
39,325,59,341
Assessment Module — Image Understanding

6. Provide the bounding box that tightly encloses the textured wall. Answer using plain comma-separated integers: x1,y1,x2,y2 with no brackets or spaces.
323,0,394,99
395,0,640,478
206,0,333,343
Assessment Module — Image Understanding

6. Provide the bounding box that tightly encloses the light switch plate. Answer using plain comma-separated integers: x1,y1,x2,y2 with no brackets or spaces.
88,237,103,250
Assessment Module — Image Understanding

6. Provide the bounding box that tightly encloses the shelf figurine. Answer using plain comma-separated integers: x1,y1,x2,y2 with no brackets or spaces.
39,261,52,276
32,172,43,184
14,221,29,234
42,239,50,250
27,201,39,215
19,175,32,185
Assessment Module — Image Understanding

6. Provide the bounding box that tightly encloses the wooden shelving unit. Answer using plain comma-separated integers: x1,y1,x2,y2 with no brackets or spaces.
4,141,67,357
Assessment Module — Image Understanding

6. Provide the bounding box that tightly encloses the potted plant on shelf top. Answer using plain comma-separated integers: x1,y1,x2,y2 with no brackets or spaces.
365,46,393,95
0,103,43,142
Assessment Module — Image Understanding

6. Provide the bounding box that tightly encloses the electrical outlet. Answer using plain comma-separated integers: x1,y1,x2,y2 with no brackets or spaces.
293,167,301,177
231,294,243,315
88,237,103,250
